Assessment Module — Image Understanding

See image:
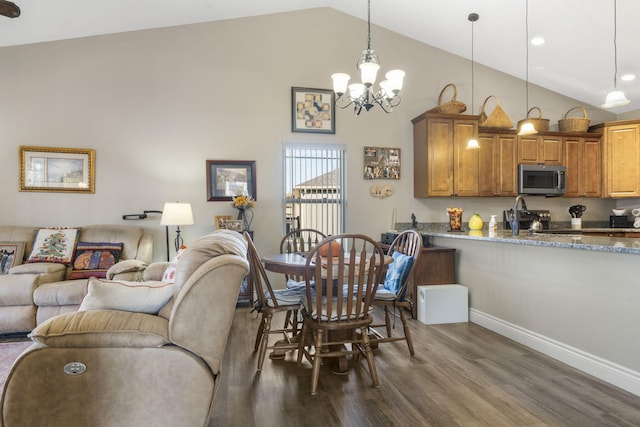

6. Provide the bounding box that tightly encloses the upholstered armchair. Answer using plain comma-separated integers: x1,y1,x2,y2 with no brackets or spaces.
0,230,249,427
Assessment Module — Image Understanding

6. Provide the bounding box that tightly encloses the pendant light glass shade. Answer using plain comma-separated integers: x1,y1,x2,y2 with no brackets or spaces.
466,138,480,149
602,89,630,108
518,121,538,136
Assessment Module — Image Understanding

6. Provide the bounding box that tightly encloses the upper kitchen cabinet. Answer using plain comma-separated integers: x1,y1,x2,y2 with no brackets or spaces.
517,134,563,165
479,130,518,197
590,120,640,198
563,136,602,198
413,112,480,197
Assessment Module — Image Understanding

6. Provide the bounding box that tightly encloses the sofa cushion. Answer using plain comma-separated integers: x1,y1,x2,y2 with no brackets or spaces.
0,241,25,274
162,245,186,283
27,228,79,265
79,277,174,314
33,279,89,307
69,242,124,279
382,251,414,298
29,310,170,348
78,225,145,261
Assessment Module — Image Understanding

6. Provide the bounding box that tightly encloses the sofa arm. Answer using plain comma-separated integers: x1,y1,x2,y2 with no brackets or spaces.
29,310,170,348
9,262,66,276
142,262,170,281
106,259,147,281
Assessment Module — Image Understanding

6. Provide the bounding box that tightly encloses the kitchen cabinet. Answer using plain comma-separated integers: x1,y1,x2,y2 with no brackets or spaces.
517,134,563,165
413,112,480,197
478,130,518,196
590,120,640,198
563,136,602,198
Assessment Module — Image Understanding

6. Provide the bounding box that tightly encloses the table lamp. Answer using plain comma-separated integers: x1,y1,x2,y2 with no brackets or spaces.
161,202,194,254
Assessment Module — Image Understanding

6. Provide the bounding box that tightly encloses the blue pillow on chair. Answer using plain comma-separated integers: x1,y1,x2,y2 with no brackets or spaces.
383,251,414,298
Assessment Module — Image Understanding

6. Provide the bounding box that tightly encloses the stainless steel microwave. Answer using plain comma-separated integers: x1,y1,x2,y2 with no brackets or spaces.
518,164,566,195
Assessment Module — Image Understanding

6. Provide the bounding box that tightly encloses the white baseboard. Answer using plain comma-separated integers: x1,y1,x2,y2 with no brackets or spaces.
470,308,640,397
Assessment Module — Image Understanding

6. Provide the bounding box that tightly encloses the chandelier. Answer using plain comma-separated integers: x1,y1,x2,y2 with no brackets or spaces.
331,0,405,115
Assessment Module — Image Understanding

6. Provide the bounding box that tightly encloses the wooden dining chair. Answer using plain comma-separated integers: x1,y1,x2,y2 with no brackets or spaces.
368,229,422,356
296,234,385,395
279,228,326,282
243,231,303,371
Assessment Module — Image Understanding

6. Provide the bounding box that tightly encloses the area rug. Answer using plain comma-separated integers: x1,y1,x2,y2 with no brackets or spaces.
0,341,31,393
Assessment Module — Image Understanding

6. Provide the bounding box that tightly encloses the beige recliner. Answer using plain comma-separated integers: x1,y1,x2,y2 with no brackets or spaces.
0,230,248,427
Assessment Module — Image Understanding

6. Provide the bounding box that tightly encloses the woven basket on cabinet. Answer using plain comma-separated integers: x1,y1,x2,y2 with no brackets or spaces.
479,95,513,128
517,107,549,133
558,106,590,132
426,83,467,114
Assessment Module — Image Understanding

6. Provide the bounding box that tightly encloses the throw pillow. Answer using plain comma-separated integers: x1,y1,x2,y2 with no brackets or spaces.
27,228,79,264
0,241,26,274
79,277,175,314
69,242,124,279
162,245,186,284
383,251,414,297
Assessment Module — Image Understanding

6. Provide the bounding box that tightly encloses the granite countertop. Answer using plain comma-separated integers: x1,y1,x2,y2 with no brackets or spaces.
420,228,640,255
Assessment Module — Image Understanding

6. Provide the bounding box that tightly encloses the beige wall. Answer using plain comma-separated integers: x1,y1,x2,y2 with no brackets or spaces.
0,8,633,260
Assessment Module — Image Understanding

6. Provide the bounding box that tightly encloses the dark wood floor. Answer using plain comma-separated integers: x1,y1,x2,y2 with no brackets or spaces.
210,307,640,427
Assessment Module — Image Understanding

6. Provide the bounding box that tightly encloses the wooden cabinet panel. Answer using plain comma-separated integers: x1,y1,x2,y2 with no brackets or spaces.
495,134,518,196
428,119,455,196
605,124,640,197
518,135,562,165
454,121,480,196
563,137,602,198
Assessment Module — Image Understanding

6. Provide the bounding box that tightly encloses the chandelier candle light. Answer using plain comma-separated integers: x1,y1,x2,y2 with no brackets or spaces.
331,0,405,115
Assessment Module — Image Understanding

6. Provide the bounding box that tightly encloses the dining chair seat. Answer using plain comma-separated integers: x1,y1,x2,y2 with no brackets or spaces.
267,287,306,307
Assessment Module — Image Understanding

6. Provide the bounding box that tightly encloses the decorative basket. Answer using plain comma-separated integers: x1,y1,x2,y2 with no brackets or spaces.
426,83,467,114
558,106,590,132
479,95,513,128
517,107,549,133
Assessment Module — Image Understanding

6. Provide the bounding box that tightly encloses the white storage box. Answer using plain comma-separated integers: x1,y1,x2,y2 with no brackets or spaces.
417,284,468,325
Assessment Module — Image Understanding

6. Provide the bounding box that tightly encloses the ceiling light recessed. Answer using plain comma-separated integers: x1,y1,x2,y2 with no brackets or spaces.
621,74,636,82
530,36,545,46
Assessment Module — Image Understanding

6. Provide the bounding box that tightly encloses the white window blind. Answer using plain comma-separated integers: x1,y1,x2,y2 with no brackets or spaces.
282,143,347,236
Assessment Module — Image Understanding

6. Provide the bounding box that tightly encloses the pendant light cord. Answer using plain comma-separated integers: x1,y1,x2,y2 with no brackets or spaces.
613,0,618,89
366,0,371,50
471,16,475,113
525,0,530,114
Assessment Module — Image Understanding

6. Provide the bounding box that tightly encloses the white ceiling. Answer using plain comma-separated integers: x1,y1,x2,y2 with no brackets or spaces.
1,0,639,113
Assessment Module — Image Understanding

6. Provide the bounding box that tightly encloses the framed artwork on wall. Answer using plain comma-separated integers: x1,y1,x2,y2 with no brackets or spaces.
291,87,335,134
363,146,401,180
206,160,256,202
225,220,244,232
19,146,95,193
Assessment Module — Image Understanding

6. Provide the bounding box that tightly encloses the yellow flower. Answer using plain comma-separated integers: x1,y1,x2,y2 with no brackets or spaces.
232,195,255,209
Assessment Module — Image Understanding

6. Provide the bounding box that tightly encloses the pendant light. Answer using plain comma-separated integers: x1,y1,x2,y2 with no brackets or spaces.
601,0,630,108
466,13,480,150
518,0,537,136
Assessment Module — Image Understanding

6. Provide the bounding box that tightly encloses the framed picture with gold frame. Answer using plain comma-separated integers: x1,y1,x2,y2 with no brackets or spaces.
19,146,95,193
214,215,233,230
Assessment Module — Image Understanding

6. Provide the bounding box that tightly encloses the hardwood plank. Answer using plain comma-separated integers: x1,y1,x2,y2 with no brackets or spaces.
210,308,640,426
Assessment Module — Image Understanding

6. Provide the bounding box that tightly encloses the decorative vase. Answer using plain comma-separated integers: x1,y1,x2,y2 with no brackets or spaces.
236,207,254,231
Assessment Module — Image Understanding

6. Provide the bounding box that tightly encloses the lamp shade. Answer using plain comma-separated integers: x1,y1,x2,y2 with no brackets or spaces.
601,89,630,108
161,203,194,226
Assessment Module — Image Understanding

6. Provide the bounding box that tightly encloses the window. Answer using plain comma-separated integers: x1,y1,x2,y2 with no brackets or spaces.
282,143,347,236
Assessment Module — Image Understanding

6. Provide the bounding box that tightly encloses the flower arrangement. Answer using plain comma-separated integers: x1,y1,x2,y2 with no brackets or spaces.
231,194,255,210
231,194,255,231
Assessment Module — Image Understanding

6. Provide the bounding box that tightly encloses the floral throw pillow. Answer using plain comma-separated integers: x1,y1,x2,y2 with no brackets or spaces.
27,228,79,265
162,245,187,284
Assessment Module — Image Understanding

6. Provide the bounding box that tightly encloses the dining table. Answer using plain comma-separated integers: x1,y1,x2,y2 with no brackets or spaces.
261,251,392,375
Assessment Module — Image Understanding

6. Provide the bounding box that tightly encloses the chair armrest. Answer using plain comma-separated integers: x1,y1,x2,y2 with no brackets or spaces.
106,259,148,281
29,310,170,348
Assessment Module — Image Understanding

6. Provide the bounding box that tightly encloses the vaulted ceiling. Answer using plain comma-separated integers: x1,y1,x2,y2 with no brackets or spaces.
1,0,638,113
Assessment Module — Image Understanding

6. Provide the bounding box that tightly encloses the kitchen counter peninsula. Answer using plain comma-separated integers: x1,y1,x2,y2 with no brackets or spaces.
421,226,640,397
421,228,640,255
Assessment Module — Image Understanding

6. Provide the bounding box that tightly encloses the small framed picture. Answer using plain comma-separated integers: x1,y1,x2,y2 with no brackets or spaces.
214,215,233,230
206,160,256,202
363,146,401,180
291,87,335,134
225,220,244,232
